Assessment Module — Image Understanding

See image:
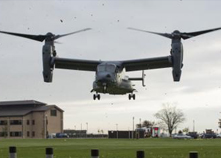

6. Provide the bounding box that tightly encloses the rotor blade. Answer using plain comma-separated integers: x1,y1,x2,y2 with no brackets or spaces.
128,27,172,39
54,28,92,40
54,41,62,44
181,27,221,40
0,31,46,42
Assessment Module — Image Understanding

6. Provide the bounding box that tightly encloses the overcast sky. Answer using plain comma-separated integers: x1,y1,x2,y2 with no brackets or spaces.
1,0,221,134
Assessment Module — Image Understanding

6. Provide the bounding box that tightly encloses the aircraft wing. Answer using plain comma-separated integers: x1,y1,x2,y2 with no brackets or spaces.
121,56,172,71
53,57,101,71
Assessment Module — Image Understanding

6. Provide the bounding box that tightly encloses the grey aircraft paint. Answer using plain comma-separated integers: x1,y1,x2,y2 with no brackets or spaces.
0,27,221,100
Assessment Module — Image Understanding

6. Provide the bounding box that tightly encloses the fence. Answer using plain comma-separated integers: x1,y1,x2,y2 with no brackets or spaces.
8,146,199,158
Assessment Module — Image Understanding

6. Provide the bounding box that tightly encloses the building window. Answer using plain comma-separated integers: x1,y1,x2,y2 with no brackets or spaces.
27,131,30,137
10,132,22,137
32,120,35,125
32,131,35,137
0,120,7,125
10,120,22,125
51,109,57,116
0,132,8,137
27,120,29,125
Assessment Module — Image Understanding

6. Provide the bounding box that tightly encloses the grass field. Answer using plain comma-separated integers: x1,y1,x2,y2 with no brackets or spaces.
0,138,221,158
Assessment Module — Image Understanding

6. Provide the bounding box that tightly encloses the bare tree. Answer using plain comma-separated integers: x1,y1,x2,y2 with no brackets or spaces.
154,103,185,137
142,120,155,128
136,120,155,128
136,124,142,128
219,119,221,128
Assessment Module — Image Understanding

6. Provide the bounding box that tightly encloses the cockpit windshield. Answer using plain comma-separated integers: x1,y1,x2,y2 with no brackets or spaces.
97,65,106,72
97,64,116,73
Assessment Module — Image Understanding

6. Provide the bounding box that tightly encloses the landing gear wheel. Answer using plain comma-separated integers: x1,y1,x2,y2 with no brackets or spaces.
132,94,135,100
129,94,131,100
93,94,101,100
128,94,135,100
93,94,96,100
103,85,107,93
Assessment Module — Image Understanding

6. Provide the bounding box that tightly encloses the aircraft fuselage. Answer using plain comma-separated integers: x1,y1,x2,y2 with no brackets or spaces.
92,63,134,95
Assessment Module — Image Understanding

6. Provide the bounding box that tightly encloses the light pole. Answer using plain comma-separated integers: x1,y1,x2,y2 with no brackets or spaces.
132,117,134,139
81,123,83,138
86,122,88,138
193,120,195,132
86,122,88,133
139,118,141,128
116,124,118,139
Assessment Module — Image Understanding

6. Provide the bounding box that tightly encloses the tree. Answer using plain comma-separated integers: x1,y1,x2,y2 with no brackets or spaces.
154,103,185,137
136,120,155,128
142,120,155,128
219,119,221,128
182,127,189,134
136,124,142,128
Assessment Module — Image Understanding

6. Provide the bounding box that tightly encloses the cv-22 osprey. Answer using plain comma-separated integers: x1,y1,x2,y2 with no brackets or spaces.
0,27,221,100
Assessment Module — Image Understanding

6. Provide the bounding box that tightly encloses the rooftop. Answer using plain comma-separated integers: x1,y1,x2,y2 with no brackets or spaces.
0,100,64,117
0,100,46,106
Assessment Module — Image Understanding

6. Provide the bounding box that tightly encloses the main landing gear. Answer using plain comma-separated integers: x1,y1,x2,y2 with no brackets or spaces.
128,93,135,100
93,93,101,100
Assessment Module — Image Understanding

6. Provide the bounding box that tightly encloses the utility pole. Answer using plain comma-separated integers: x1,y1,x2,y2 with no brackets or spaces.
132,117,134,139
81,123,82,138
193,120,195,132
116,124,118,139
86,122,88,138
139,118,141,128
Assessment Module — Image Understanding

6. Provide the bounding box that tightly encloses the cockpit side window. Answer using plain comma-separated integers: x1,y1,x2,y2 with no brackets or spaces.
106,65,116,73
97,65,106,72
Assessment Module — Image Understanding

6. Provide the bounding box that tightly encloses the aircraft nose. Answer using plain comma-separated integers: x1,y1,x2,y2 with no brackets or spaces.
106,74,111,78
97,73,112,83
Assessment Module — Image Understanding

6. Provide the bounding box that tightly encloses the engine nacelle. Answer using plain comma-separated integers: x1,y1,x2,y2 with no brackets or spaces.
42,45,54,82
171,42,183,82
172,69,182,82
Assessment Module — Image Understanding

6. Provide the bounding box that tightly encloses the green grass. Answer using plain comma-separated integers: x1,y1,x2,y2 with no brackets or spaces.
0,138,221,158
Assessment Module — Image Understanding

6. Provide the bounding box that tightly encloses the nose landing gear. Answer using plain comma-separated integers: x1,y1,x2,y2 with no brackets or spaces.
103,83,107,94
93,93,101,100
128,93,135,100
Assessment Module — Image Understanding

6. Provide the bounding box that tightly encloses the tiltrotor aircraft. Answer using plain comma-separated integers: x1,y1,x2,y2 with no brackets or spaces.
0,27,221,100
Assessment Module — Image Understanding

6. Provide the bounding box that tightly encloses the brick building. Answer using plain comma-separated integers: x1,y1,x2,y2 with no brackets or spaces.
0,100,63,139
